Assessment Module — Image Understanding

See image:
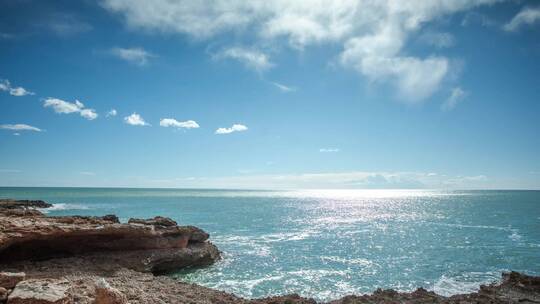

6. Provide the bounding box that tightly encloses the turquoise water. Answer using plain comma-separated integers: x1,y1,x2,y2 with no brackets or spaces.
1,188,539,301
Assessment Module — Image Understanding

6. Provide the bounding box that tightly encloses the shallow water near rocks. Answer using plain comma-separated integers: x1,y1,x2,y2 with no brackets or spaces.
1,188,539,301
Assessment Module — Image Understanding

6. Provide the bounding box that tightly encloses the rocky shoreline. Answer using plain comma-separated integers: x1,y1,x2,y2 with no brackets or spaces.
1,199,539,303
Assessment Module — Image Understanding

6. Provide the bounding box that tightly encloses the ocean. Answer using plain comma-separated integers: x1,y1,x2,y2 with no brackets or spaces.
1,188,539,301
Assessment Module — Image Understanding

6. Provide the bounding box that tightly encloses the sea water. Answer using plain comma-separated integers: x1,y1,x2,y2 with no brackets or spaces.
1,188,539,301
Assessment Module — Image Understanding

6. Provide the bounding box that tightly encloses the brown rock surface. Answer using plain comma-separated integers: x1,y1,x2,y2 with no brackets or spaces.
128,216,177,227
0,203,219,273
93,278,127,304
7,279,71,304
0,272,26,289
0,287,8,302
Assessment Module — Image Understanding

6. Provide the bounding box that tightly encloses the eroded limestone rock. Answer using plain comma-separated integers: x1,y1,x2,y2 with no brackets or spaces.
0,199,219,274
7,279,71,304
93,279,127,304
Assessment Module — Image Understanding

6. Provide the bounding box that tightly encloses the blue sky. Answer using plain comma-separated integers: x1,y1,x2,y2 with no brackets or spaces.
1,0,539,189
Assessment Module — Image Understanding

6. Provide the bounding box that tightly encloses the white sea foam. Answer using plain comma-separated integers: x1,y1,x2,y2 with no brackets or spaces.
509,230,522,241
211,275,284,298
39,203,90,213
433,272,500,297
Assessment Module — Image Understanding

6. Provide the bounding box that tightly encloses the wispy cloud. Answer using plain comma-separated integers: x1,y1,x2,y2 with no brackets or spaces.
0,32,15,39
504,6,540,32
0,169,21,173
461,11,496,27
0,124,42,132
102,1,501,102
111,47,155,66
441,87,467,111
215,124,248,134
79,171,96,176
137,171,492,190
0,79,34,97
215,47,273,72
418,31,455,48
45,13,93,37
124,113,149,126
106,109,117,117
43,98,98,120
272,82,296,92
159,118,200,129
320,148,340,153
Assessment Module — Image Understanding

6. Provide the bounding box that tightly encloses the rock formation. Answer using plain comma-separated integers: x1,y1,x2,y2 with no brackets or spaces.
0,199,220,274
7,279,72,304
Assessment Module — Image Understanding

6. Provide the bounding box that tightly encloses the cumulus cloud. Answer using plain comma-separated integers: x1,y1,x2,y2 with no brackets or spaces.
106,109,117,117
215,47,273,72
101,0,501,102
215,124,248,134
504,6,540,32
0,124,42,132
80,109,98,120
442,87,467,111
43,98,98,120
159,118,200,129
124,113,149,126
0,79,34,97
111,47,154,66
320,148,340,153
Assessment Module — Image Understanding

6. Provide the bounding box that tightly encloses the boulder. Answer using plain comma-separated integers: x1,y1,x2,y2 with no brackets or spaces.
0,273,25,289
128,216,177,227
7,279,71,304
0,287,8,302
93,279,127,304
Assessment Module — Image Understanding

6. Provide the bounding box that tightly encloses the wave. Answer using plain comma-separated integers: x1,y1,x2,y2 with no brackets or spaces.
39,203,90,213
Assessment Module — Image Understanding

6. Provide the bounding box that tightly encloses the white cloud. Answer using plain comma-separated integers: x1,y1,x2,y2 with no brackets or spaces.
102,0,502,102
124,113,149,126
272,82,296,92
215,47,273,72
504,6,540,32
44,98,82,114
320,148,340,153
442,87,467,111
43,98,98,120
106,109,117,117
80,109,98,120
159,118,200,129
111,47,154,66
215,124,248,134
0,124,42,132
0,79,35,97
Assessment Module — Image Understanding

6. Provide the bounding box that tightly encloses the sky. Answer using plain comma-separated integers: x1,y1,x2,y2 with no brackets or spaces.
1,0,539,189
